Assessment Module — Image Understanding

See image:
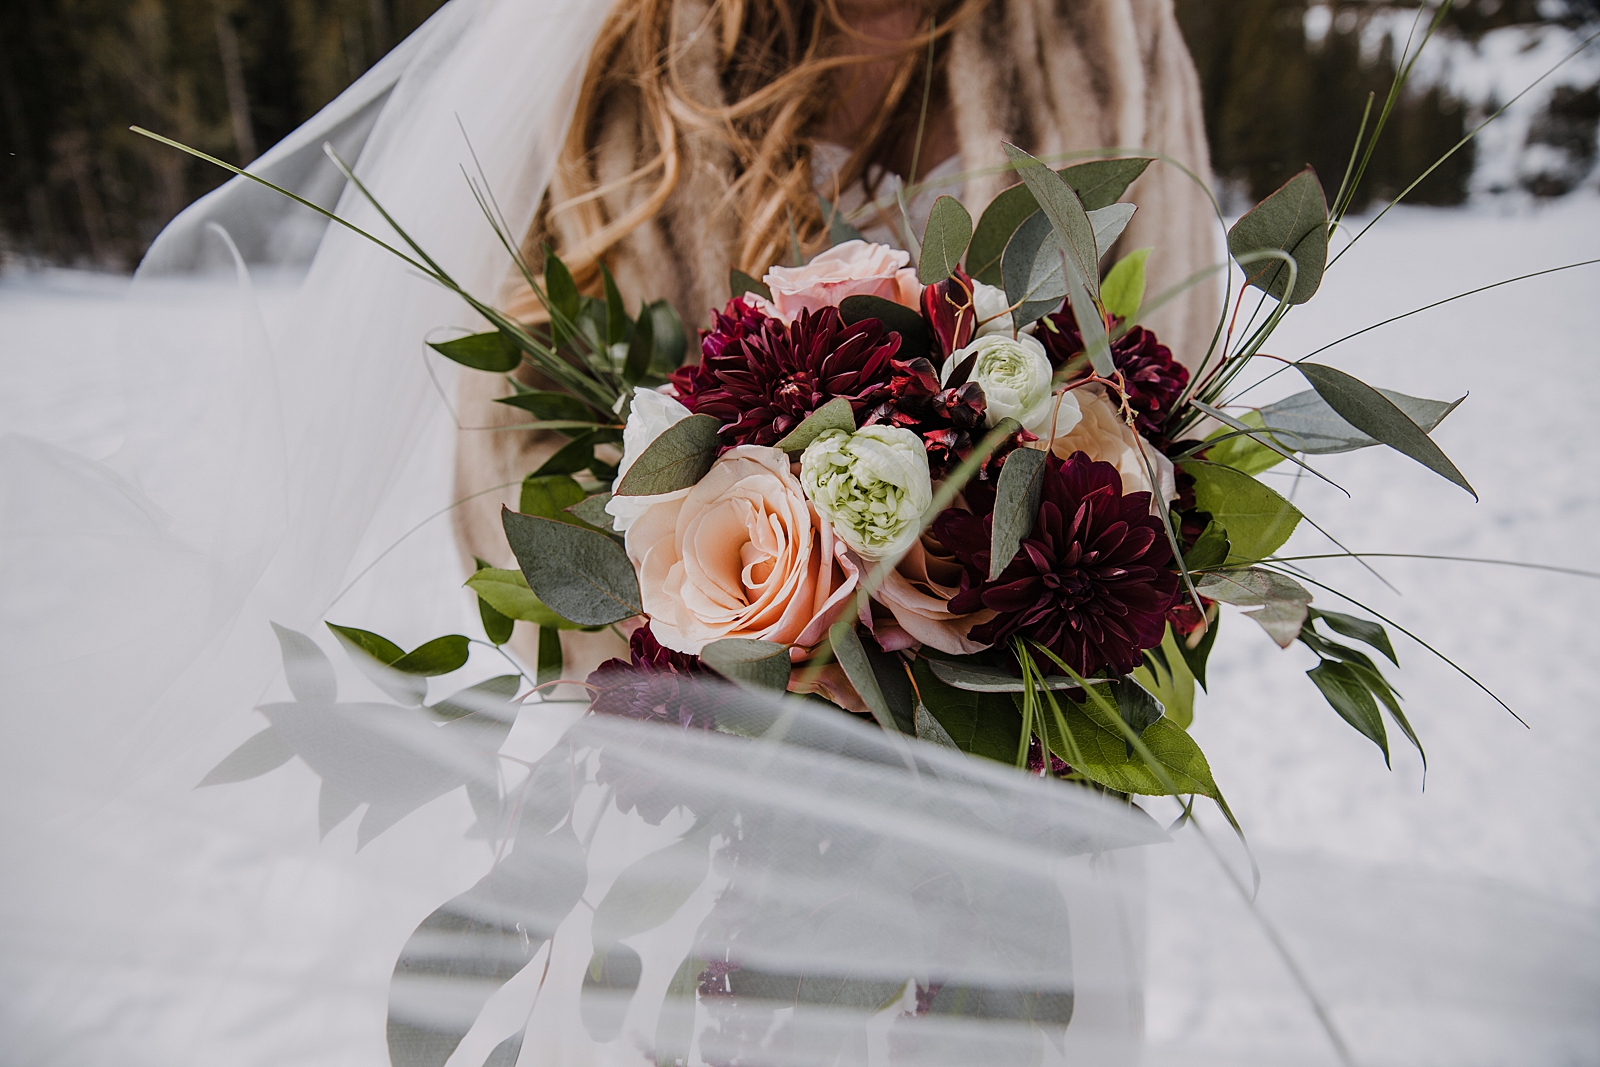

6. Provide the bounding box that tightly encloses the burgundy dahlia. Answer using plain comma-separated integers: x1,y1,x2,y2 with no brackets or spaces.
670,303,900,448
933,451,1180,677
586,626,721,730
1037,306,1189,438
861,354,989,480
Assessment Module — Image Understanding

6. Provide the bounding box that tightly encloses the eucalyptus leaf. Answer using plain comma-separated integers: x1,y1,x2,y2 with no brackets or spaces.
1307,659,1390,764
1100,247,1150,322
1001,211,1067,328
927,657,1092,692
327,623,425,705
918,195,973,284
1002,144,1101,305
520,473,587,522
197,728,295,787
838,294,932,360
536,626,563,687
829,622,914,734
989,447,1047,580
612,414,720,496
699,638,791,692
1227,166,1328,304
1194,567,1313,648
502,508,643,626
1184,461,1303,565
580,945,643,1045
271,621,336,704
1256,386,1464,455
967,157,1152,285
428,330,520,373
1088,202,1135,260
1297,363,1476,498
730,269,772,303
1189,399,1342,491
773,397,855,454
387,821,586,1067
590,822,714,953
818,194,866,246
565,492,615,531
464,567,587,630
914,702,962,749
912,659,1024,762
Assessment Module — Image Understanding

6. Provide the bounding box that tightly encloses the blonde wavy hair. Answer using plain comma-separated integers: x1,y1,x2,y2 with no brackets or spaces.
506,0,985,319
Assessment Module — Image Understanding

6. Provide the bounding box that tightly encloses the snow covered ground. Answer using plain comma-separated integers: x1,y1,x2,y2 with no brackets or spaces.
2,196,1598,1064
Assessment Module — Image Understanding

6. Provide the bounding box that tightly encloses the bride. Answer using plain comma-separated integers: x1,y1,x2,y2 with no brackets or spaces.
4,0,1593,1065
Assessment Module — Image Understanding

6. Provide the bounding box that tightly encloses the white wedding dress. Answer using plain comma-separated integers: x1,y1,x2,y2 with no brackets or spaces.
2,1,1597,1065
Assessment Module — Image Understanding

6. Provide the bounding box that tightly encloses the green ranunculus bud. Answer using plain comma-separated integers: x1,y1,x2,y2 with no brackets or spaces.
799,425,933,562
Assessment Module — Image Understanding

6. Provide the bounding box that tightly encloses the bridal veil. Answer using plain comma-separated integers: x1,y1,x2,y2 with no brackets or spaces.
2,0,1596,1064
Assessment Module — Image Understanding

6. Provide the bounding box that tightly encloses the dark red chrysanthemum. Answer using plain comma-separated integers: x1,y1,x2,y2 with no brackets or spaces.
861,353,989,480
933,451,1180,676
1037,307,1189,438
586,626,720,729
670,303,900,448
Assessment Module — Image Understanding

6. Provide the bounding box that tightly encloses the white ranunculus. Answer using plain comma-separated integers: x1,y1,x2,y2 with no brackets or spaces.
971,280,1032,337
604,386,693,533
941,332,1075,435
799,425,932,562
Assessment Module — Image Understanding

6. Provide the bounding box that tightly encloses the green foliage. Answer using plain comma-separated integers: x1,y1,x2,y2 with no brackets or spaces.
818,194,866,246
465,567,586,630
1134,626,1198,729
1228,167,1329,304
536,626,563,688
912,659,1023,763
1184,461,1303,564
926,657,1089,692
1183,517,1232,570
428,330,521,372
1307,660,1390,763
838,295,932,360
989,447,1047,580
612,414,720,496
326,623,469,705
645,300,687,375
622,305,653,385
1297,363,1476,497
543,245,583,348
1034,682,1222,799
1201,412,1285,475
501,508,642,626
1101,247,1151,321
520,473,587,524
918,195,973,283
1257,385,1464,455
1299,611,1423,768
565,493,615,531
699,639,791,692
729,269,772,303
471,559,515,645
828,622,915,734
1195,567,1313,647
1001,210,1069,327
495,390,604,423
774,397,855,454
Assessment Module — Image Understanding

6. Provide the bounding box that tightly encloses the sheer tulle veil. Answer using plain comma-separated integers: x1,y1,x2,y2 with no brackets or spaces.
3,1,1598,1065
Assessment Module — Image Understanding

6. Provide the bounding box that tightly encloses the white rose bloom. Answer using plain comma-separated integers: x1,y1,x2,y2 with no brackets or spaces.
604,386,693,533
940,332,1076,435
799,425,932,562
970,280,1032,337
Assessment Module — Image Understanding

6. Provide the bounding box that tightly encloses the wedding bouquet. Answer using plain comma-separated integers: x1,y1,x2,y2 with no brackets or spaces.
138,106,1503,1066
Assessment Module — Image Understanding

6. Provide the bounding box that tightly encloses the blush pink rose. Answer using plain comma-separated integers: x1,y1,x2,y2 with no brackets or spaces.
1044,387,1178,511
870,533,997,655
625,445,860,654
761,240,923,322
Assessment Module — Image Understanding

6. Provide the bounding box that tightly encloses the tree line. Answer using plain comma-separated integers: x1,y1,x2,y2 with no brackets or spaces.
0,0,1590,269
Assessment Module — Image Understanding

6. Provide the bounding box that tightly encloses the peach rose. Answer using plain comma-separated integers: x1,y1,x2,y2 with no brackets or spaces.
871,533,997,655
761,240,923,322
625,445,860,654
1044,387,1177,510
